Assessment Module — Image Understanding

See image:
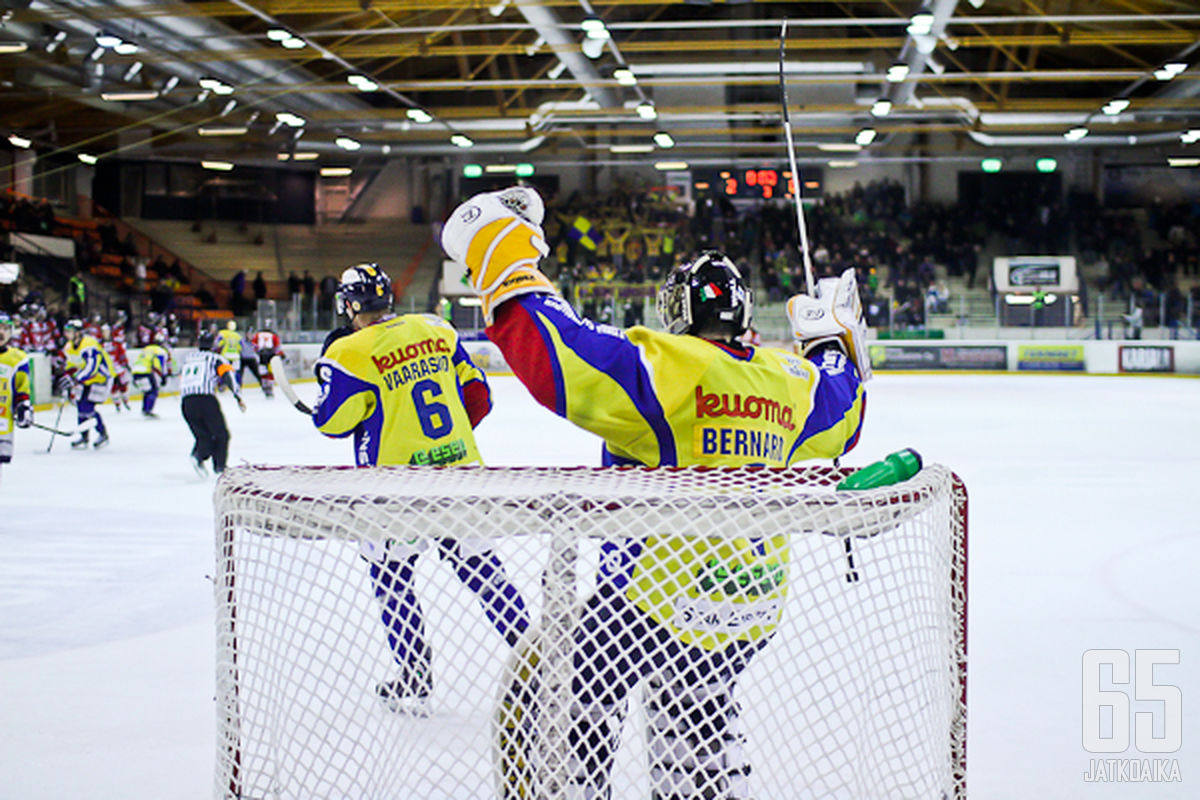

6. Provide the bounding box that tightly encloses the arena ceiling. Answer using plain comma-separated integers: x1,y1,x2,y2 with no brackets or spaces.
1,0,1198,174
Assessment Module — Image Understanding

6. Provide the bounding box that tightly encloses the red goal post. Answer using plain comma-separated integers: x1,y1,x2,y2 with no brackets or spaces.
214,464,967,799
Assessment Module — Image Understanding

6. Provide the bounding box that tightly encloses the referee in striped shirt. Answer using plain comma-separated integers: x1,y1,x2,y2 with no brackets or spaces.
180,328,245,476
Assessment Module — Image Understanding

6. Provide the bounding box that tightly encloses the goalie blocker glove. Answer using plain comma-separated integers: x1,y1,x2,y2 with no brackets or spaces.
786,267,873,382
441,187,556,323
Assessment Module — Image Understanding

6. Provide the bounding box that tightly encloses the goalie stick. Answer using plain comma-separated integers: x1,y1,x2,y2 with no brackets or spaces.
779,19,816,298
268,355,313,415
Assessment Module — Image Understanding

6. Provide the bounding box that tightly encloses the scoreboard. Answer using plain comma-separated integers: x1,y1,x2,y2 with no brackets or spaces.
693,166,824,201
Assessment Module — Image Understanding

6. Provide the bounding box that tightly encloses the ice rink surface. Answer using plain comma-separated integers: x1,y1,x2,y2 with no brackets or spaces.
1,371,1197,799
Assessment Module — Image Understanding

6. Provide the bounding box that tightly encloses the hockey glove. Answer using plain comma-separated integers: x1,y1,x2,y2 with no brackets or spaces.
55,373,76,396
787,267,873,382
441,187,555,322
14,398,32,428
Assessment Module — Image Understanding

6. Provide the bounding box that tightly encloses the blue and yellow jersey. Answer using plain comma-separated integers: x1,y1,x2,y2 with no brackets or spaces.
216,329,241,361
490,294,863,468
314,313,491,467
0,346,31,438
133,344,170,377
64,335,114,386
489,293,866,650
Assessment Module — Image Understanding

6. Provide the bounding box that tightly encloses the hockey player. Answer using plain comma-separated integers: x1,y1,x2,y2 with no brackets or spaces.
312,263,530,714
100,324,133,412
131,336,171,417
216,320,243,386
0,312,33,483
250,320,281,398
442,187,869,799
178,329,244,475
59,318,115,449
235,328,266,394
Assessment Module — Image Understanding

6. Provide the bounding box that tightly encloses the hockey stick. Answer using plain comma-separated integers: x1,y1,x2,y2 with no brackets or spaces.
779,19,816,297
268,355,313,415
31,420,76,436
44,402,67,453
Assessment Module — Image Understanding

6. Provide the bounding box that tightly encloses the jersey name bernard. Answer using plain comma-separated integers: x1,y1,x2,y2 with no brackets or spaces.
693,384,794,462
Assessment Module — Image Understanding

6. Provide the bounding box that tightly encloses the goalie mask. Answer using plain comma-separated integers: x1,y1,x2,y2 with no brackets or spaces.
656,251,753,340
336,263,393,318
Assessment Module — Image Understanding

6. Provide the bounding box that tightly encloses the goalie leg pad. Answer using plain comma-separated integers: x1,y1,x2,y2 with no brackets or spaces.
644,643,763,800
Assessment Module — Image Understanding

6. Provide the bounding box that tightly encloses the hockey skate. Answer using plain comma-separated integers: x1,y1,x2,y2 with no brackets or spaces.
71,432,89,449
190,454,208,477
375,664,432,716
142,410,159,419
93,432,110,449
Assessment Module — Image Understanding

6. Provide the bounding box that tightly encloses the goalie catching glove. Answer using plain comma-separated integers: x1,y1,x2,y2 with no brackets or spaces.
787,267,873,382
441,187,557,323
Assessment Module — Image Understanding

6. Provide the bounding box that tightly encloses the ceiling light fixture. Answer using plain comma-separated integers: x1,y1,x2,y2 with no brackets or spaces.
8,133,32,149
871,99,893,117
654,161,688,171
266,29,292,42
280,37,307,50
907,8,935,36
636,102,657,120
1102,98,1130,115
1064,127,1088,141
406,108,433,123
95,32,122,48
1036,158,1058,173
113,41,138,55
450,134,474,148
100,90,159,101
335,136,361,151
122,61,143,81
818,143,863,153
855,127,878,146
201,160,234,171
293,152,319,161
320,167,353,177
613,67,637,86
211,83,234,96
1167,157,1200,168
197,126,248,136
1180,129,1200,144
162,75,179,94
485,164,518,174
887,63,910,83
275,112,306,127
46,31,67,53
88,46,104,61
78,153,98,165
610,144,654,154
653,131,674,148
828,160,859,169
581,17,609,39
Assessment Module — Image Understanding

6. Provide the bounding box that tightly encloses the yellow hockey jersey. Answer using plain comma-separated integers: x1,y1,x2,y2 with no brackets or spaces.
313,314,491,467
0,346,31,439
64,335,114,385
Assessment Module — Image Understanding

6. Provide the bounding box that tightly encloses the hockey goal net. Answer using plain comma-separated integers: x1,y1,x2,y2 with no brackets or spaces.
214,464,967,800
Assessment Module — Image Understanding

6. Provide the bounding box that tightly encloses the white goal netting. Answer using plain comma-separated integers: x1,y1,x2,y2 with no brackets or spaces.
214,464,967,800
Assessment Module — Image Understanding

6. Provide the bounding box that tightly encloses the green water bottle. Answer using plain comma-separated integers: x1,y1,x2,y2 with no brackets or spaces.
837,448,923,490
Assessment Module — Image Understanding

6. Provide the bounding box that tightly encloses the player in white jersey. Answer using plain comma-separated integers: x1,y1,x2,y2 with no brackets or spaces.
178,329,244,475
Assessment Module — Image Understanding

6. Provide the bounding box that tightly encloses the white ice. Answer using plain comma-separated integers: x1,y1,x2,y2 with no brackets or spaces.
1,373,1197,799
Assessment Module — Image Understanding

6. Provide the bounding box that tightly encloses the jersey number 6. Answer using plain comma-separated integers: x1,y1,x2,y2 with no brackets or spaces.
412,378,452,439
